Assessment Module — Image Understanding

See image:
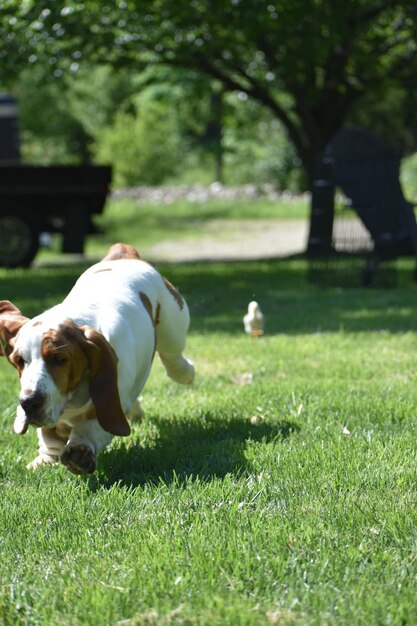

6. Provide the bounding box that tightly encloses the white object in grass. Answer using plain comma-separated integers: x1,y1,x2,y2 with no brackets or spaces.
243,301,264,336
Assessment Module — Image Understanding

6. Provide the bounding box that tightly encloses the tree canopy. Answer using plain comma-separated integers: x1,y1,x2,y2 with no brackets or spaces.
2,0,417,183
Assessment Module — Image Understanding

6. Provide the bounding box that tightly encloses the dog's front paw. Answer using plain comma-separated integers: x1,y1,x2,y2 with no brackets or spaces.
127,398,145,422
27,453,59,470
60,443,97,475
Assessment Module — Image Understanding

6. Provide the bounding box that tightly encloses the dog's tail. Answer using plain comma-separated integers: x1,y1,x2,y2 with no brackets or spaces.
102,243,141,261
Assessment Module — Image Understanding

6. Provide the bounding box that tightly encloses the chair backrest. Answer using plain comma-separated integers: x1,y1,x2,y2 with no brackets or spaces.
324,127,417,257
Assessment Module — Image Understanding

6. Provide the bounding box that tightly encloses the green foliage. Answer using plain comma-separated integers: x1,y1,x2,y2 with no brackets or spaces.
3,0,417,181
16,67,89,164
401,153,417,201
93,101,184,186
66,65,136,138
222,94,304,189
15,64,141,166
13,61,304,188
350,83,417,157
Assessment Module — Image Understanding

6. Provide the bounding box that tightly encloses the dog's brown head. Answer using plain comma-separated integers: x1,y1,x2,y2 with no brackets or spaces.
0,302,130,437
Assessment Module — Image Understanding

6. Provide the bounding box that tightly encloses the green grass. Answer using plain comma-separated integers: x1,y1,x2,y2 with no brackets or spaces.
93,196,307,246
36,195,308,264
2,195,417,624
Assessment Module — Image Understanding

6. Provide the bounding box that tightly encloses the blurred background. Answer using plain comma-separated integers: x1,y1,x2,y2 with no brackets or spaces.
2,0,417,197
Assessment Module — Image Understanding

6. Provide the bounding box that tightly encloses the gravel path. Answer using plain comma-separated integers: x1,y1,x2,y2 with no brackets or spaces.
143,218,309,263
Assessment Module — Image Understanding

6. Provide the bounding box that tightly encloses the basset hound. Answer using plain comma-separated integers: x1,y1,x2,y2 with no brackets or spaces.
0,243,194,474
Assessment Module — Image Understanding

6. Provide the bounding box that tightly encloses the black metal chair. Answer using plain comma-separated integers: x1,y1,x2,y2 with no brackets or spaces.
309,127,417,286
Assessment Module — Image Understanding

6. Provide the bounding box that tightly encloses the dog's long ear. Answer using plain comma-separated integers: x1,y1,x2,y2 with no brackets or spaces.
81,326,131,437
0,301,29,358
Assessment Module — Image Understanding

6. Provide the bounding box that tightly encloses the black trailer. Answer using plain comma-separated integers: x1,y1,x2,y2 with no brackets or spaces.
0,165,112,267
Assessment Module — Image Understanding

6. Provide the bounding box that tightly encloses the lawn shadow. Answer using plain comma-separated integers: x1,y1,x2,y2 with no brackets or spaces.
157,256,417,335
87,414,299,490
0,265,89,317
2,255,417,336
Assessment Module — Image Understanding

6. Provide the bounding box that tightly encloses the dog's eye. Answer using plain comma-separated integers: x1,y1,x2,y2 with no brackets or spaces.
51,356,68,366
15,356,26,369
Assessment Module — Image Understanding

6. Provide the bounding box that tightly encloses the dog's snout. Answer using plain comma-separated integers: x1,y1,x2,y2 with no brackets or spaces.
19,392,44,417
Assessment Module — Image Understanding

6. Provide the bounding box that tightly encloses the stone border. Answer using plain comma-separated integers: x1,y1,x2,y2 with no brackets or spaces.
111,183,310,205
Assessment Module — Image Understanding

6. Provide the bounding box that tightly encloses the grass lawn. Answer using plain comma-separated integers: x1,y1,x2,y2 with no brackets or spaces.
1,196,417,624
35,195,309,263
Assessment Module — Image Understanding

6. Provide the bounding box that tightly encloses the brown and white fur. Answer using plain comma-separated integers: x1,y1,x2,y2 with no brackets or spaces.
0,243,194,474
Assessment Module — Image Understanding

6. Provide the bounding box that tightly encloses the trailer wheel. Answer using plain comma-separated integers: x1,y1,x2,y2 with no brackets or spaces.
0,211,40,268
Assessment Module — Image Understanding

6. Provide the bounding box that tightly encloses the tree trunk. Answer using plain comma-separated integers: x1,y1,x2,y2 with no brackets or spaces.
202,88,224,183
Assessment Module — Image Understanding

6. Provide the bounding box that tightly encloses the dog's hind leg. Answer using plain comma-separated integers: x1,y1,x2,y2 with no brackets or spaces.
155,277,195,385
158,351,195,384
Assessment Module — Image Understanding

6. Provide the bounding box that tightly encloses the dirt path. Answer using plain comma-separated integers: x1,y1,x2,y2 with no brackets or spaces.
143,218,309,263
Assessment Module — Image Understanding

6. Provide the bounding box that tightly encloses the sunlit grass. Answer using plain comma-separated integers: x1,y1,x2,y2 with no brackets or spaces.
1,251,417,623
